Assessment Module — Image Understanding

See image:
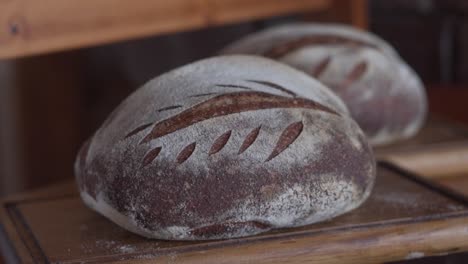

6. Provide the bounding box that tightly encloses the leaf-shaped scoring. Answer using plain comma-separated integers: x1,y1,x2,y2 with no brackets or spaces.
139,91,338,144
176,142,196,164
266,121,304,162
209,130,232,155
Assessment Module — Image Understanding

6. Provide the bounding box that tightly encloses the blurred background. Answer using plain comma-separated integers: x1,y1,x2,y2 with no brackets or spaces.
1,0,468,196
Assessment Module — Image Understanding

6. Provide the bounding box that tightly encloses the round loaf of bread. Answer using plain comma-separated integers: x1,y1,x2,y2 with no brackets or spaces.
75,55,376,240
221,23,428,146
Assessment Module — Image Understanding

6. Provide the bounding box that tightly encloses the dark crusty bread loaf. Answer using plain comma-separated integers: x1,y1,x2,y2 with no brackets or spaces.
75,55,376,240
221,23,428,146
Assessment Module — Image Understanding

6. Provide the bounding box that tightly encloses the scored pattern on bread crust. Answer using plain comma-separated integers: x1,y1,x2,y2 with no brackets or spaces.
209,130,232,155
125,123,153,139
124,78,340,141
263,35,380,59
125,82,343,166
311,56,331,78
126,105,185,138
260,35,375,89
157,105,183,112
189,92,219,98
138,91,339,144
238,126,262,154
266,121,304,162
215,84,252,90
138,120,305,166
142,147,162,167
341,61,368,89
246,80,296,97
176,142,196,164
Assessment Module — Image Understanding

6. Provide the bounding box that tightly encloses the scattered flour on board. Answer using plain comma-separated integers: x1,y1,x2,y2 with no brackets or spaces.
135,252,179,263
405,251,425,260
84,239,138,254
95,239,116,249
375,192,421,207
374,190,466,211
118,245,137,254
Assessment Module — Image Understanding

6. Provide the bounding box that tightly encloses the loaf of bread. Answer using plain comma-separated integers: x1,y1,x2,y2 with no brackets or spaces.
221,23,428,146
75,55,376,240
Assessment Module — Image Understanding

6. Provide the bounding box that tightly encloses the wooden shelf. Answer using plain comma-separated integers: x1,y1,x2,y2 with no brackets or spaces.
0,0,333,59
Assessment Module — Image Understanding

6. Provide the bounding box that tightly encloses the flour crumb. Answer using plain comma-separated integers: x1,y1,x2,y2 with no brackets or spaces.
405,251,425,260
118,245,137,254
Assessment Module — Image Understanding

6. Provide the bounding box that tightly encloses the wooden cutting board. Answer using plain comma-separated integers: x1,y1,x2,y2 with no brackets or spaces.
375,115,468,157
374,115,468,177
2,162,468,264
